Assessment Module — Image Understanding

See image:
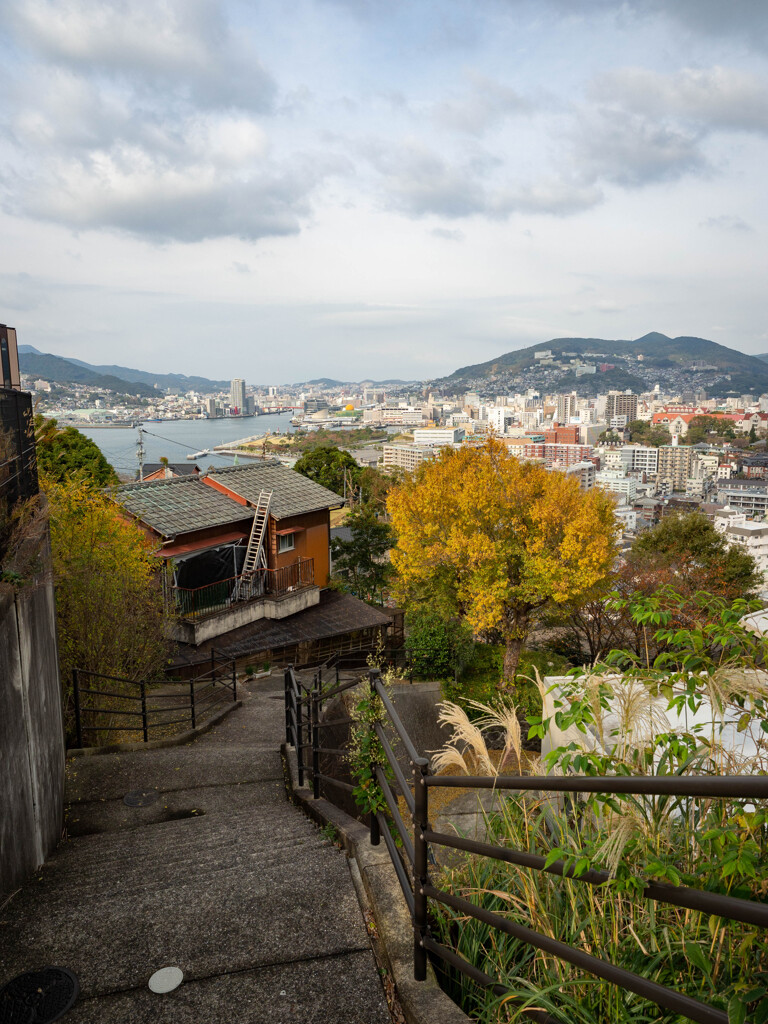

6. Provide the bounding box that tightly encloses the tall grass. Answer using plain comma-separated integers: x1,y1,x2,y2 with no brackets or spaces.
429,654,768,1024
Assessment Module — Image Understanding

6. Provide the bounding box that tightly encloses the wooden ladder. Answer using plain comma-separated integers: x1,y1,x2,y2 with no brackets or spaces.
233,490,272,600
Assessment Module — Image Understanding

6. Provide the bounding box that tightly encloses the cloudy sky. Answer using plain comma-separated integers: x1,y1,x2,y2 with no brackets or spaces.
2,0,768,383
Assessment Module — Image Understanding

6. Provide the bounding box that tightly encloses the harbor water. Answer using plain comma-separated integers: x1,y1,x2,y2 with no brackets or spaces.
77,413,297,478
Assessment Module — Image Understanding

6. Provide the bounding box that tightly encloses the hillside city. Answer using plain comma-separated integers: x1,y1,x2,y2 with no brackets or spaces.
24,355,768,588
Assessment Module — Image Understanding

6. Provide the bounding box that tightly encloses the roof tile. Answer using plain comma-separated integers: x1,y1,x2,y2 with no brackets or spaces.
115,477,248,538
205,462,344,520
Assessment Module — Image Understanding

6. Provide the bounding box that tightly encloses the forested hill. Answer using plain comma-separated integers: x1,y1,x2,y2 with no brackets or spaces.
19,352,158,398
442,333,768,395
19,351,228,394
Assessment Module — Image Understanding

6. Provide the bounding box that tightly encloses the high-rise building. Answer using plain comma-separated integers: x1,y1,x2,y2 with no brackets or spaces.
605,392,638,423
230,378,246,415
556,393,578,424
656,444,693,492
205,397,217,418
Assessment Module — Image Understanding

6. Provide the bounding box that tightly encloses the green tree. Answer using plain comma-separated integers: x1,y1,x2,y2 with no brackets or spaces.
631,511,761,597
627,419,672,446
35,415,118,487
331,503,393,602
388,438,618,686
294,445,358,497
405,607,474,679
685,415,736,445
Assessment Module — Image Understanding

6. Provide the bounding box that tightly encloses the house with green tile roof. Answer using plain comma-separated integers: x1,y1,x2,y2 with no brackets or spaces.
113,463,345,646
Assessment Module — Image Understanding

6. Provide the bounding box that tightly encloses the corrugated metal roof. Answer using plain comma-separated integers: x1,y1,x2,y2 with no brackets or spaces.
205,462,344,520
115,477,250,539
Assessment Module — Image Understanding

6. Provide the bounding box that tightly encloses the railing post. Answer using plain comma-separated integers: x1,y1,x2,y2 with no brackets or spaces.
296,681,305,788
190,677,196,729
311,673,320,800
284,668,292,745
369,669,381,846
232,659,237,701
140,681,148,743
413,757,431,981
72,668,83,749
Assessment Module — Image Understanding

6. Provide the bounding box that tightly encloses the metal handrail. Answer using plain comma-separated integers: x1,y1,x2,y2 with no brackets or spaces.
169,558,315,620
71,659,237,748
283,665,768,1024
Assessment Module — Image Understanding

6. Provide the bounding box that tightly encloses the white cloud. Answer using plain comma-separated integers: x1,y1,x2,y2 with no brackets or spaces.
591,66,768,135
5,141,338,243
700,214,753,232
365,140,601,219
433,72,533,135
573,110,706,186
3,0,275,110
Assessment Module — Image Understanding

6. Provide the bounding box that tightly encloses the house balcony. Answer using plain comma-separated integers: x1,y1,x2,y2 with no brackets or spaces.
166,557,318,646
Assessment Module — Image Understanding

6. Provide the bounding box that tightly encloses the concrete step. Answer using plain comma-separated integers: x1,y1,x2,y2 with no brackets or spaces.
58,805,317,872
64,949,390,1024
1,845,369,999
66,778,290,837
66,747,284,804
67,835,331,901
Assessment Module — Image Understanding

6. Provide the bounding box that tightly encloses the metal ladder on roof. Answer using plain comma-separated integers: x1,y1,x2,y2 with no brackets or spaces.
233,490,272,601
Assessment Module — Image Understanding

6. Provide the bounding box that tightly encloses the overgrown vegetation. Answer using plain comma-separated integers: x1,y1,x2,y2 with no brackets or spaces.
430,590,768,1023
331,502,393,604
46,476,171,736
35,414,119,487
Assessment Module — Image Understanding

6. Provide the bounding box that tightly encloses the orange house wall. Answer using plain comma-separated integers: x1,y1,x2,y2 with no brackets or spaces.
269,509,331,585
199,477,331,584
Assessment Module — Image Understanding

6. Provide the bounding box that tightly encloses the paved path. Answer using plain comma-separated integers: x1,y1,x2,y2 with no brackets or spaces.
0,674,391,1023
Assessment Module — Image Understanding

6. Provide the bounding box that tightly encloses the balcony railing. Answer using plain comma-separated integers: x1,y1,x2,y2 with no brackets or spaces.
169,557,314,620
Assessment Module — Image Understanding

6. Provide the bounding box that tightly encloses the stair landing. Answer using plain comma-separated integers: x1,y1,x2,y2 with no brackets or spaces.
0,674,390,1024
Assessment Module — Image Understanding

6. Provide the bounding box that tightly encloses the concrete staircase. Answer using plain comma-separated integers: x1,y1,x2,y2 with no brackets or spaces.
0,673,391,1024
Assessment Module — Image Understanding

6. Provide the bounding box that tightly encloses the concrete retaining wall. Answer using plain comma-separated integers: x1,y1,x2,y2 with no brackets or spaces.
0,567,65,895
169,585,320,646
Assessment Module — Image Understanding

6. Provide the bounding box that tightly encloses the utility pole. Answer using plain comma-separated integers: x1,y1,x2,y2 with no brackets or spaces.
136,426,145,482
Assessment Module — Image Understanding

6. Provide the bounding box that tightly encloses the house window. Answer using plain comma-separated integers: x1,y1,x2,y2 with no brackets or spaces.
278,532,295,553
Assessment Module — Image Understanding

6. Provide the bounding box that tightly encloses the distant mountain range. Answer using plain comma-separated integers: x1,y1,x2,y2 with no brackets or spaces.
18,347,417,391
441,332,768,397
18,346,229,394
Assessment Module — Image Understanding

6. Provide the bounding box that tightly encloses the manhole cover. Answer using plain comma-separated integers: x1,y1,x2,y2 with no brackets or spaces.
123,790,159,807
0,966,79,1023
148,967,183,994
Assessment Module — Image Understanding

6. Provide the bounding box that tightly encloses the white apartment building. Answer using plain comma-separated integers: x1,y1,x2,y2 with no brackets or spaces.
614,506,637,534
599,444,659,476
486,406,514,433
595,468,637,505
381,444,437,473
363,406,425,426
412,427,465,447
564,461,596,492
717,486,768,519
714,508,748,535
724,522,768,581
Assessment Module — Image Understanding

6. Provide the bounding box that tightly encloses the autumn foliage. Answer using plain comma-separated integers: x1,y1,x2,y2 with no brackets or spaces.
387,438,618,685
44,475,171,728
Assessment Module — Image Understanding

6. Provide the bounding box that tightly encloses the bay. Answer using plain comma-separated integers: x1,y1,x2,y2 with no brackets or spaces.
77,413,297,478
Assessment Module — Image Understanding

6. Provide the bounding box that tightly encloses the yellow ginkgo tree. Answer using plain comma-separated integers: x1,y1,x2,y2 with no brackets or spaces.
387,437,618,687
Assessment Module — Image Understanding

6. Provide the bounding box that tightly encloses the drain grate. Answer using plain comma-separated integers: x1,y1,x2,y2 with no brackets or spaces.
0,967,79,1024
123,790,159,807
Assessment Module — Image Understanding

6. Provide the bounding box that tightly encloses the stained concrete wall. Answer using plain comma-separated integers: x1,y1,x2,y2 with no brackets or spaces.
169,585,320,646
0,569,65,895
